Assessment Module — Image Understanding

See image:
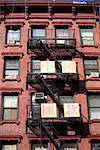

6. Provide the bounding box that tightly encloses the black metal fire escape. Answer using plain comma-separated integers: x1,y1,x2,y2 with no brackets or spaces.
27,38,79,150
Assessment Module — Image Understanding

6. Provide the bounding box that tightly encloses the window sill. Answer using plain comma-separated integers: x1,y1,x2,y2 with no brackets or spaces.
86,77,100,81
4,44,22,48
89,119,100,123
0,120,20,125
81,44,98,48
2,78,21,82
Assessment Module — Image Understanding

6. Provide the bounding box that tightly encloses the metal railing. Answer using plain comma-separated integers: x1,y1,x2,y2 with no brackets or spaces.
28,29,76,49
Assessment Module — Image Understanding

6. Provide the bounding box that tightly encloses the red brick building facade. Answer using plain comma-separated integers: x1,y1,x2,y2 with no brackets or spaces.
0,0,100,149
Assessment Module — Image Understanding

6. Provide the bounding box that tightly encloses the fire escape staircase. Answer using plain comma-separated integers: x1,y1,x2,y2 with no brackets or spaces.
41,122,60,150
27,39,79,150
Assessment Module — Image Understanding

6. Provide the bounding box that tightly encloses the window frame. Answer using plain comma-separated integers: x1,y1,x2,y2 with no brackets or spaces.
88,94,100,120
84,58,99,78
80,26,95,46
2,94,19,121
31,59,41,74
6,25,21,45
31,26,46,42
4,58,20,79
55,27,69,44
59,95,75,105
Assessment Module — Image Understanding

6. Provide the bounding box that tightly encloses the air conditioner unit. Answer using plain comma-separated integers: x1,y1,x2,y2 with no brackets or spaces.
34,92,47,103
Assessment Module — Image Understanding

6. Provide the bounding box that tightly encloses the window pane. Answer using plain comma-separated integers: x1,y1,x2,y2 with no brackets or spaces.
61,142,77,150
89,108,100,119
81,29,93,37
59,96,74,104
56,29,69,44
32,29,45,39
82,38,94,45
84,60,97,65
5,60,19,69
32,105,40,119
3,144,17,150
3,109,17,120
88,95,100,107
84,59,99,77
80,28,94,45
4,96,18,108
56,29,69,37
32,60,40,73
7,29,20,44
5,70,19,79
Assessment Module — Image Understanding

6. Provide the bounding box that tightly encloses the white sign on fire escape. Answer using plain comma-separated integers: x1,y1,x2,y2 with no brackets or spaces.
40,61,55,73
41,103,57,118
64,103,80,118
62,61,76,73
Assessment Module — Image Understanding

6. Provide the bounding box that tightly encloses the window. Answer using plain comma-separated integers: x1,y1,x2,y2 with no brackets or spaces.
0,141,17,150
3,95,18,120
56,28,69,44
59,96,74,105
60,141,78,150
80,27,95,45
59,96,74,117
31,93,47,120
84,59,99,78
31,141,48,150
32,60,40,74
6,26,20,44
88,95,100,120
92,142,100,150
32,27,45,42
4,58,19,79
